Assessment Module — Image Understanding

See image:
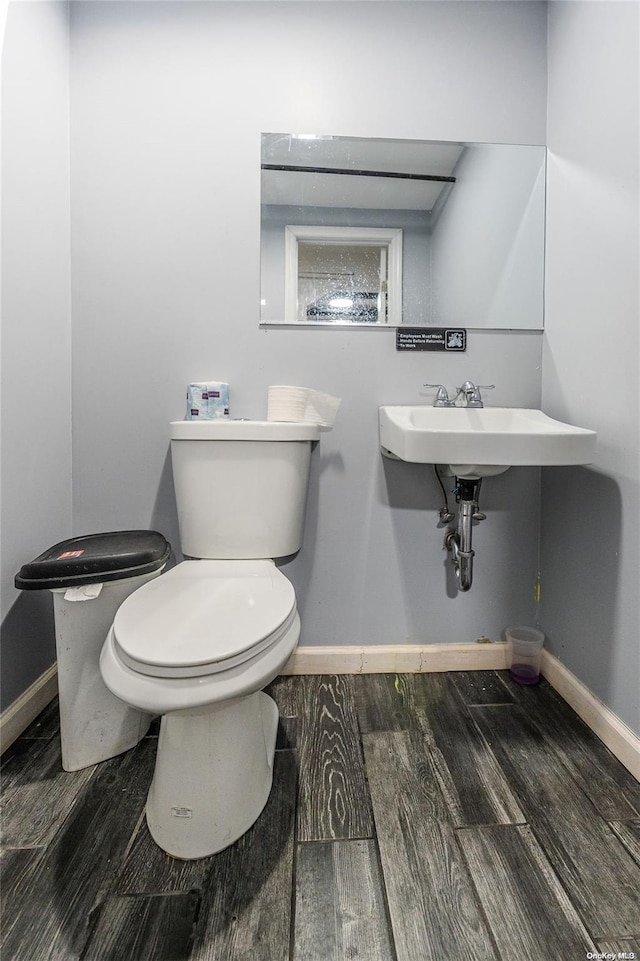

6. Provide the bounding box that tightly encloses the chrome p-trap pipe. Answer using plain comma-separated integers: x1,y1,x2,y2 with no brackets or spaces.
444,477,483,592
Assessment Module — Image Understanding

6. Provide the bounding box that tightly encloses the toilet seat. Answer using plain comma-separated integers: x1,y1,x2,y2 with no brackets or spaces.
112,559,296,678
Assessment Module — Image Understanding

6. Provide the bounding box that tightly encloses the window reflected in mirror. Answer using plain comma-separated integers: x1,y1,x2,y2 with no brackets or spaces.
284,225,402,324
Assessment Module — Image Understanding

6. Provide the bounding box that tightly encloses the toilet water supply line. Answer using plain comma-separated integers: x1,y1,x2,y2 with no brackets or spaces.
433,466,486,592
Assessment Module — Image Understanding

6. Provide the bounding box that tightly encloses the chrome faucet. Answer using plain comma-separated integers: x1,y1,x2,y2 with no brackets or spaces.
455,381,495,408
423,384,455,407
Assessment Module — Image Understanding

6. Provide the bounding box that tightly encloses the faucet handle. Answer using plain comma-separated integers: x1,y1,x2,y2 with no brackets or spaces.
466,383,495,408
455,381,495,393
423,384,454,408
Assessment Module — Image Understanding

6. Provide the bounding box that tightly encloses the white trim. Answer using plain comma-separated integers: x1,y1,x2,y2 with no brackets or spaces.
540,649,640,781
284,225,299,324
283,224,403,325
281,642,509,675
0,663,58,754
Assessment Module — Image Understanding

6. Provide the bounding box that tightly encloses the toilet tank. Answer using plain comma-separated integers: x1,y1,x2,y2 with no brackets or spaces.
170,420,320,559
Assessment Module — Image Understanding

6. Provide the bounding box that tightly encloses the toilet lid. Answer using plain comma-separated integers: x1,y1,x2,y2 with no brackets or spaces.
112,559,296,678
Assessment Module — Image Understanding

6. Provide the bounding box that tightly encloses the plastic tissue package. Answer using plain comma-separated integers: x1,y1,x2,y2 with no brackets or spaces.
186,382,230,420
267,385,341,430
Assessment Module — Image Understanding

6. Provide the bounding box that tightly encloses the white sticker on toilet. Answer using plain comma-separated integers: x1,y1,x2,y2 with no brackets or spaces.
171,806,193,818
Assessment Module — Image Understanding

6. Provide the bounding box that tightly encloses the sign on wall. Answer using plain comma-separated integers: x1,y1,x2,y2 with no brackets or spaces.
396,328,466,351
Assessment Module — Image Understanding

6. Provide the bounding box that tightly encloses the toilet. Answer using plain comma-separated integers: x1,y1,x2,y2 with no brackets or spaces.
100,419,319,859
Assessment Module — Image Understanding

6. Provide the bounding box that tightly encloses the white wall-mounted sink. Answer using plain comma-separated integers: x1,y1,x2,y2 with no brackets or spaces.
379,406,596,478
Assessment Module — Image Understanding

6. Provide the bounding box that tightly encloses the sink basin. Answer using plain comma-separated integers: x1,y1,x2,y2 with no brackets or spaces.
379,406,596,477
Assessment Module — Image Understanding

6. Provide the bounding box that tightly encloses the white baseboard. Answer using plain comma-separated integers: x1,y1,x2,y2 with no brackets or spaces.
282,642,509,675
0,662,58,754
540,649,640,781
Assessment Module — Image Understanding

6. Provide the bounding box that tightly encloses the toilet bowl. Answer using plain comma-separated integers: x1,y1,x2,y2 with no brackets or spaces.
100,559,299,859
101,559,299,712
99,418,320,859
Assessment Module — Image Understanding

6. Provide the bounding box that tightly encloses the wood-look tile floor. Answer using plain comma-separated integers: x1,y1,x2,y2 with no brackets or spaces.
2,671,640,961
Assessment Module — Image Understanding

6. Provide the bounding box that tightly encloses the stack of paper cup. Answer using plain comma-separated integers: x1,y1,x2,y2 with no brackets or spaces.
267,385,341,430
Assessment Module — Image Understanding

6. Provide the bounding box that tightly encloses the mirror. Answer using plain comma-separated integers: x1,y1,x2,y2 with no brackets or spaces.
260,133,546,329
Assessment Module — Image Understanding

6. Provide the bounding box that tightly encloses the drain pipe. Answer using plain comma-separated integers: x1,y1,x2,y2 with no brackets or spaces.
432,465,455,524
443,477,485,592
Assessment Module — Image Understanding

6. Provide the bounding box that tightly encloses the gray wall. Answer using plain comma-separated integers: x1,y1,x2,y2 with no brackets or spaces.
1,2,71,709
68,1,547,662
431,144,546,329
542,1,639,735
17,1,630,723
3,0,636,743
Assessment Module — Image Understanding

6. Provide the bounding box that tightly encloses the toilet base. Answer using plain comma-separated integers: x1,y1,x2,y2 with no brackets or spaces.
145,690,279,859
